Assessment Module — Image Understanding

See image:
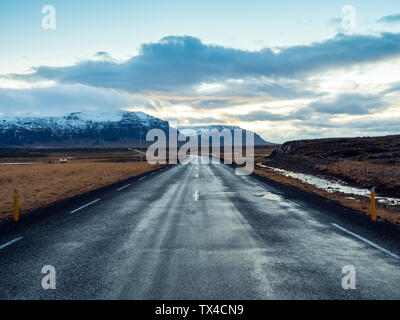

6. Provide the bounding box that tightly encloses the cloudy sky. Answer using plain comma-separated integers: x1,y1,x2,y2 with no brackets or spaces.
1,0,400,143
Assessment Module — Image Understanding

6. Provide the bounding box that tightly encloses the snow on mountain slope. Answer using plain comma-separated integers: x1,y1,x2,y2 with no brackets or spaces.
0,112,272,148
0,111,169,148
179,125,273,146
1,111,151,129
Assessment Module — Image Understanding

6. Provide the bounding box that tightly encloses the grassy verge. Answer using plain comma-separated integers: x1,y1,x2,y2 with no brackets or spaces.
0,161,164,220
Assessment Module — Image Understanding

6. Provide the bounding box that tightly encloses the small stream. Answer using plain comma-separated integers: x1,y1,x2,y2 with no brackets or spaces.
257,163,400,206
0,162,40,165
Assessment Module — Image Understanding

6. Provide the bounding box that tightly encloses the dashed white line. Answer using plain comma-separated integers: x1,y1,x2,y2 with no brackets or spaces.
331,223,400,259
117,184,131,192
70,199,101,214
0,237,23,250
194,190,199,202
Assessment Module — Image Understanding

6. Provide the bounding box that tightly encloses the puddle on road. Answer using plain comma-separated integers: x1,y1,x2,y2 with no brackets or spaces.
261,193,281,201
258,164,400,206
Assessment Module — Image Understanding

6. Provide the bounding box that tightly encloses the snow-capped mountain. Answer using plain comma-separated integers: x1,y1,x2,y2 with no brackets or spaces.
179,125,273,146
0,112,272,148
0,111,170,148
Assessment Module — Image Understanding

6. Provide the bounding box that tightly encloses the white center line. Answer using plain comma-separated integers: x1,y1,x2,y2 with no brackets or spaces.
117,184,131,192
70,199,101,214
194,190,199,202
331,223,400,259
0,237,23,250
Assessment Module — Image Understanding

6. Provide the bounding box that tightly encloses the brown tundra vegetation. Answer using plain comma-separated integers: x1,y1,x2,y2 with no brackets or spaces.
0,149,163,221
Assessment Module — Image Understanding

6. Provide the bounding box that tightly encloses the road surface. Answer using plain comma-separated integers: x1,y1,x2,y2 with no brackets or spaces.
0,156,399,299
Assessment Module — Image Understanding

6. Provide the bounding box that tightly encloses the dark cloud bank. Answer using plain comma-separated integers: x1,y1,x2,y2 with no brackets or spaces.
11,32,400,93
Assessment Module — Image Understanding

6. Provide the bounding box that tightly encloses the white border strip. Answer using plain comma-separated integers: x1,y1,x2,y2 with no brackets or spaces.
139,177,146,181
331,223,400,259
117,184,131,192
0,237,23,250
70,199,101,214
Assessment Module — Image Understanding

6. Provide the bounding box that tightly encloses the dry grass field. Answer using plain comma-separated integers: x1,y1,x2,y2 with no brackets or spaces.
253,146,277,162
0,148,145,164
216,145,277,164
0,154,164,221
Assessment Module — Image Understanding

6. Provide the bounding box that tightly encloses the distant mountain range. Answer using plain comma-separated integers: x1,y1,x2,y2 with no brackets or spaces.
0,111,272,148
180,125,273,146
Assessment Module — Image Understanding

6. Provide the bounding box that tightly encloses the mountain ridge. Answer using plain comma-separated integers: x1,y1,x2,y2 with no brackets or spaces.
0,111,272,148
180,125,273,146
0,111,169,148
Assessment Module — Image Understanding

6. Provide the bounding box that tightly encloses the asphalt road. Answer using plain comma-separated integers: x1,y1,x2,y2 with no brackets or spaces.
0,156,399,299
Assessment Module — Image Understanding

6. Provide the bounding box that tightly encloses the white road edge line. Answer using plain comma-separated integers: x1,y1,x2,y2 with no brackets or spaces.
70,199,101,214
0,237,23,250
117,184,131,192
331,223,400,259
139,177,146,181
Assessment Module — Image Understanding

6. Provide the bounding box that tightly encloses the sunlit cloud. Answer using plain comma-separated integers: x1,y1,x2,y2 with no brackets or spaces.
196,83,226,93
2,32,400,143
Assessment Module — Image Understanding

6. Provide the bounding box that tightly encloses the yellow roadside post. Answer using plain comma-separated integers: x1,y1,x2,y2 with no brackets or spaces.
13,187,19,222
370,187,376,222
